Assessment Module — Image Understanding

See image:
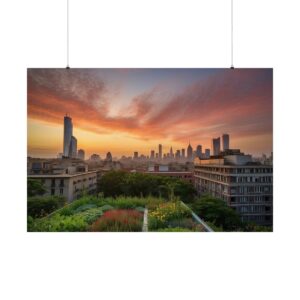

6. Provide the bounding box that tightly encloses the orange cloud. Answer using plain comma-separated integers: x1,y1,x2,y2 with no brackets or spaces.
27,68,272,156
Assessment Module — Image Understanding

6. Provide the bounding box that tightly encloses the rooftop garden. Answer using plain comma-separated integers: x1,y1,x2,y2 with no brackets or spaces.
27,172,272,232
27,195,211,232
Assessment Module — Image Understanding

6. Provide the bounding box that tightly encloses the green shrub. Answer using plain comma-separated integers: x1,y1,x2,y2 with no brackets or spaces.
99,204,114,212
99,171,196,201
77,208,104,224
191,194,242,231
27,178,46,197
157,227,194,232
74,204,97,213
148,201,191,230
28,214,88,232
27,196,65,218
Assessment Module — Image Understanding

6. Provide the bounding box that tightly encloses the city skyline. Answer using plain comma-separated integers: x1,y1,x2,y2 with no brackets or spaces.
28,68,273,158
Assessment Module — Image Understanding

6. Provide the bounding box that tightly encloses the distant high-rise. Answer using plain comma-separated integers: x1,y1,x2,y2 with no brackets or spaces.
150,150,155,159
222,134,230,151
205,149,210,158
90,153,100,161
134,152,138,159
158,144,162,159
77,149,85,160
106,152,112,162
181,148,185,158
170,147,174,158
196,145,202,158
212,137,221,156
70,136,77,158
187,142,193,159
63,115,73,157
175,150,181,159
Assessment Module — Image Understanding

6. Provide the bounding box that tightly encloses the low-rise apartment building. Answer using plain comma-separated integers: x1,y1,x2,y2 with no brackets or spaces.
194,151,273,226
27,157,88,175
28,171,97,202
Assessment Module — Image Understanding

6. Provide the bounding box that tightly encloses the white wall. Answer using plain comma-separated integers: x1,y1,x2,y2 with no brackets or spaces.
1,1,300,300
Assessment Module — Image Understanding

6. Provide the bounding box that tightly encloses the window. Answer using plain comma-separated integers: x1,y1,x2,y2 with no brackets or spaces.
51,179,55,187
51,189,55,195
60,188,63,195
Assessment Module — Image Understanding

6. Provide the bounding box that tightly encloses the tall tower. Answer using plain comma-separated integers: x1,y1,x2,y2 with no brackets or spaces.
181,148,185,158
211,137,221,156
77,149,85,160
222,134,230,151
170,146,174,158
63,115,73,157
70,136,77,158
158,144,162,159
187,142,193,160
205,148,210,158
150,150,155,159
196,145,202,158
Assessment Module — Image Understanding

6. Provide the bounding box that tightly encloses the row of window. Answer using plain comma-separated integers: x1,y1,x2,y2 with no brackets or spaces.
235,205,272,213
241,215,272,222
195,172,273,184
231,196,272,203
230,186,272,194
51,188,64,196
73,177,96,185
50,179,64,187
195,166,273,174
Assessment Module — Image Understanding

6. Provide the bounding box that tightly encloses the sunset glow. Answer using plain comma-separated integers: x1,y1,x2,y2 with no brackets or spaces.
27,68,272,158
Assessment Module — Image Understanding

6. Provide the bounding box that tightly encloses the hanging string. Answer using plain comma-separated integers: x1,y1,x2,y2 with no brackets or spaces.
66,0,70,69
231,0,234,69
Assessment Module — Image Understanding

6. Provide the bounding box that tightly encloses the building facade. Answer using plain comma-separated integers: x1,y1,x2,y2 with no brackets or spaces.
63,115,73,157
28,171,97,202
27,157,88,175
204,149,210,158
211,137,221,156
158,144,162,159
222,134,230,151
77,149,85,160
196,145,202,158
70,136,77,158
187,143,193,160
194,154,273,226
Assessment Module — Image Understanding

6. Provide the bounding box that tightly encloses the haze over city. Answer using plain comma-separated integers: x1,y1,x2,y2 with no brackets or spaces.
27,68,272,158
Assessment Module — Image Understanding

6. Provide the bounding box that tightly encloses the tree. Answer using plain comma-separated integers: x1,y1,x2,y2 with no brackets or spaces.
98,171,196,201
191,194,242,231
27,196,65,218
27,178,46,197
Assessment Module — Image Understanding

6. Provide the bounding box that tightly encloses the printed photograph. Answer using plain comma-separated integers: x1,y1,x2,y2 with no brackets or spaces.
27,68,273,232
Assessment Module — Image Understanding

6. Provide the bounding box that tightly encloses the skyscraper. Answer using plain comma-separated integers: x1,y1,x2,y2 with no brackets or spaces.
106,152,112,162
181,148,185,158
63,115,73,157
175,150,181,159
196,145,202,158
77,149,85,160
205,148,210,158
222,134,230,151
187,142,193,160
170,147,174,158
211,137,221,156
150,150,155,159
70,136,77,158
158,144,162,159
134,152,138,159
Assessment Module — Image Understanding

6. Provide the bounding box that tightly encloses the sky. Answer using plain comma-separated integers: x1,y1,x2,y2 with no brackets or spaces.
27,68,273,158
